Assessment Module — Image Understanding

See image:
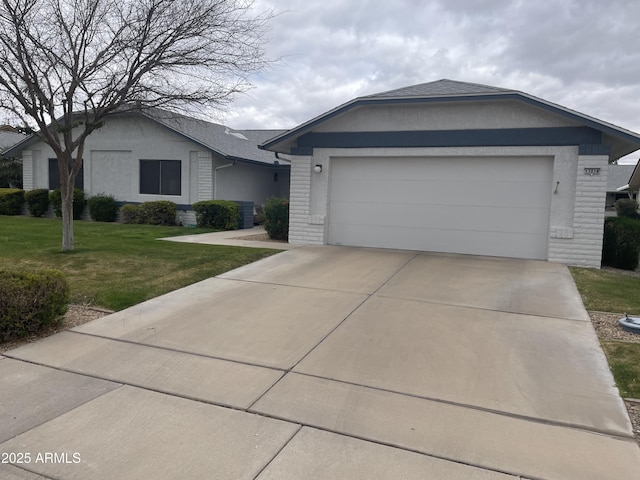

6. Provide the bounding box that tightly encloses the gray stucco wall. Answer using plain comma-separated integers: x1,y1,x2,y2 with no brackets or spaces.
21,114,287,208
314,100,583,133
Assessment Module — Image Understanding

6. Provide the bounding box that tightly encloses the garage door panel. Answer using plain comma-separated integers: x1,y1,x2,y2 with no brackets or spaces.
328,156,552,260
335,157,550,182
330,203,550,234
331,179,550,208
331,179,550,206
330,223,549,259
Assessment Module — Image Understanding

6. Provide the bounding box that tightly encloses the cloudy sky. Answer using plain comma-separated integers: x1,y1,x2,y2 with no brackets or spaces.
217,0,640,163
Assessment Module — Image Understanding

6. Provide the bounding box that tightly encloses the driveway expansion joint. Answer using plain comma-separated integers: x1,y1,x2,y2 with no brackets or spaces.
243,410,537,480
283,371,637,441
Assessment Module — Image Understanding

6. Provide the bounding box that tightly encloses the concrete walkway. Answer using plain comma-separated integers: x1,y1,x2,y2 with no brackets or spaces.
1,246,639,479
161,226,300,250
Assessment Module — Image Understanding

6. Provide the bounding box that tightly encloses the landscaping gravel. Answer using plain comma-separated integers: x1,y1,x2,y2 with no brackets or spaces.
589,311,640,344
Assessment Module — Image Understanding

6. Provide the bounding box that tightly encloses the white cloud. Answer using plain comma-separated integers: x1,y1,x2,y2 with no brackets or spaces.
219,0,640,163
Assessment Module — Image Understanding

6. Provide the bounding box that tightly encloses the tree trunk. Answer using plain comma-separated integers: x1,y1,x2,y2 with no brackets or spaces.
60,179,74,252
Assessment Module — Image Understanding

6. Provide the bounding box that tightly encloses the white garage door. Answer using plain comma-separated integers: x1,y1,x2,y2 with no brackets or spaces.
328,156,553,260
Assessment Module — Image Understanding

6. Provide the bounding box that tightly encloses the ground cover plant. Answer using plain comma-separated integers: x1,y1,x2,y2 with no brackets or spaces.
0,216,278,311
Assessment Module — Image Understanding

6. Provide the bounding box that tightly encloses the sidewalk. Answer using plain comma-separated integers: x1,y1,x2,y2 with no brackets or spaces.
161,226,300,250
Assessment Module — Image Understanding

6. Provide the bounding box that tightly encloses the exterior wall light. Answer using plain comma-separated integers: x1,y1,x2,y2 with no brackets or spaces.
314,164,323,173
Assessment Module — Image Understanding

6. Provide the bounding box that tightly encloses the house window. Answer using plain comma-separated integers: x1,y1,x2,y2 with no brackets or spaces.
140,160,181,195
49,158,84,190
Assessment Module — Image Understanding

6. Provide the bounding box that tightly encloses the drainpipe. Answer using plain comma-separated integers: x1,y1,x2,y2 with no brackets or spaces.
213,161,235,200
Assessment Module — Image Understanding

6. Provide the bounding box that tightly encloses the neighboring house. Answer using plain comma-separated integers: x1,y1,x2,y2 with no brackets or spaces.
605,163,637,210
261,79,640,268
4,108,290,225
627,163,640,206
0,126,27,188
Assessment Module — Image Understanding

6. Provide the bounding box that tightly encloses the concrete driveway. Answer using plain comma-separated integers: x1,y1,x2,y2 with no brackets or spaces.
1,246,639,479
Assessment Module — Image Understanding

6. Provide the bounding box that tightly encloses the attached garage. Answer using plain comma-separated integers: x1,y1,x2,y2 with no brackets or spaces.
328,156,553,259
261,79,640,267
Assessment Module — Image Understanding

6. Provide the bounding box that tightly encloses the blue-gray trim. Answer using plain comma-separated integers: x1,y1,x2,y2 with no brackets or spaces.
259,93,640,153
579,144,611,155
292,127,602,152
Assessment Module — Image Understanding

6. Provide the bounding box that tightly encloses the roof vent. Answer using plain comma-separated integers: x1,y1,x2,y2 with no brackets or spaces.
225,128,248,140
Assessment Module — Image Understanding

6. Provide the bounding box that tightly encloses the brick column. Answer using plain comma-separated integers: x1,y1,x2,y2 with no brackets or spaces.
198,151,212,201
288,156,325,244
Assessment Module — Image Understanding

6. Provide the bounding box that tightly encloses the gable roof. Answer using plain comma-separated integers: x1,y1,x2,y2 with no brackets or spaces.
260,79,640,160
364,79,511,98
0,130,26,154
628,162,640,191
139,108,287,166
607,164,637,191
2,107,288,167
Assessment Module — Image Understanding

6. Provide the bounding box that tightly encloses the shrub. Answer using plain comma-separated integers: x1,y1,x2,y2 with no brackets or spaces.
264,196,289,240
615,198,639,220
0,269,69,342
0,188,25,215
49,188,85,219
120,201,176,226
139,201,176,226
25,189,50,217
88,193,118,222
602,217,640,270
192,200,239,230
120,204,143,224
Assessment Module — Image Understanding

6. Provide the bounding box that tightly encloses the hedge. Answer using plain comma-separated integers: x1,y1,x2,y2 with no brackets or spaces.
49,188,85,219
0,269,69,342
602,217,640,270
192,200,239,230
88,193,118,222
615,198,639,220
264,196,289,241
25,188,50,217
121,201,176,226
0,188,25,215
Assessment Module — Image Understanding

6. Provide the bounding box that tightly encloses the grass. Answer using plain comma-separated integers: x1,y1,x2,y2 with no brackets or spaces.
0,216,278,311
569,266,640,313
601,342,640,398
571,266,640,398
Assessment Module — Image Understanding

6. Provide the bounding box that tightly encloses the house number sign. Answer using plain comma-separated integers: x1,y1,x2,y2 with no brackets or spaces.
583,167,600,176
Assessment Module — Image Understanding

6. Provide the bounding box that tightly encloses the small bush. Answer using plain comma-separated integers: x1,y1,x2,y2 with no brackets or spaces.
25,189,50,217
192,200,239,230
49,188,85,219
264,196,289,241
615,198,639,220
88,193,118,222
120,201,176,226
120,204,143,224
139,201,176,226
602,217,640,270
0,269,69,342
0,188,25,215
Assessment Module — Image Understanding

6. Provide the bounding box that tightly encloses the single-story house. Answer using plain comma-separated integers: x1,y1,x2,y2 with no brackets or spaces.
627,163,640,204
261,79,640,268
0,126,26,188
605,163,638,210
4,108,290,225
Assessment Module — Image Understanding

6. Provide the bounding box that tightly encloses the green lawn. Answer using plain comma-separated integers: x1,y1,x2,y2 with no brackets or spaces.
571,266,640,398
569,267,640,313
601,341,640,398
0,216,278,311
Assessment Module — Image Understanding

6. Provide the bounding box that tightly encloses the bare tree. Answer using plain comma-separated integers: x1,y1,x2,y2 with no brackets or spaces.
0,0,271,250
